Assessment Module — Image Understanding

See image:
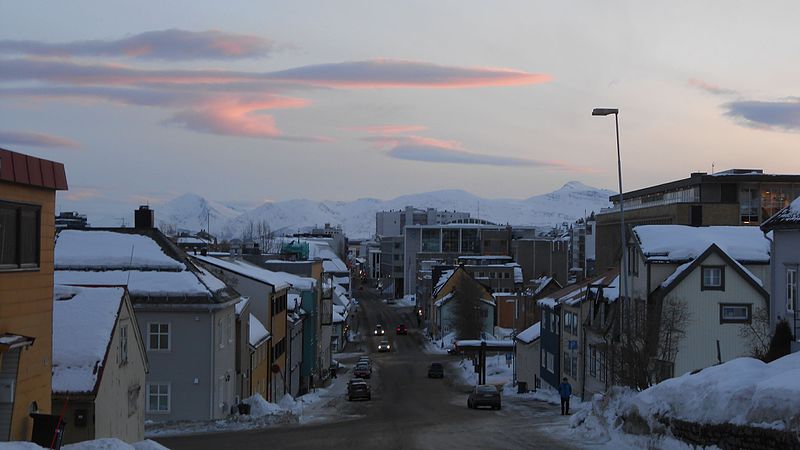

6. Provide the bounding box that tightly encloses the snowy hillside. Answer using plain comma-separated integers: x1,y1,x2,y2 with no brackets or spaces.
156,193,245,232
221,181,614,238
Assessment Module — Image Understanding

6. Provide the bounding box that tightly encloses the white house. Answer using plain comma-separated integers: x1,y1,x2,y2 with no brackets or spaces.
630,225,771,379
52,285,148,445
514,322,541,391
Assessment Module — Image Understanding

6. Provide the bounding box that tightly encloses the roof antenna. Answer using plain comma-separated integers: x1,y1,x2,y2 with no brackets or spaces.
712,161,715,174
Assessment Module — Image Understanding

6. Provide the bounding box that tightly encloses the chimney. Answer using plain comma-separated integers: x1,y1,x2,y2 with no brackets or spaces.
134,205,154,229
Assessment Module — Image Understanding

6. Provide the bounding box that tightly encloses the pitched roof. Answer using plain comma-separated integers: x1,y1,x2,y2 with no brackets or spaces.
192,254,291,290
633,225,769,263
249,313,270,348
537,270,619,308
515,322,541,344
0,147,68,190
55,229,236,305
761,196,800,230
433,269,455,297
654,243,769,301
52,285,125,394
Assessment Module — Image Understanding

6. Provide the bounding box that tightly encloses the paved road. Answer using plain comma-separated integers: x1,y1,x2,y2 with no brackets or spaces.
157,287,577,450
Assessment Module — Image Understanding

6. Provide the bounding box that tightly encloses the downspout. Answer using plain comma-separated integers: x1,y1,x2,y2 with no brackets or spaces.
761,230,774,328
209,306,215,420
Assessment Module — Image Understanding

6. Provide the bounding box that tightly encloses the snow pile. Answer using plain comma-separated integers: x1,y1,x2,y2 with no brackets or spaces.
0,439,169,450
390,294,416,307
243,394,283,416
55,230,184,271
571,352,800,440
426,331,458,354
52,286,125,394
452,354,514,386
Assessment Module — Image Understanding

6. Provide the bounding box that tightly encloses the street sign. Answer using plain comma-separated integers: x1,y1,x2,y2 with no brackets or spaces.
568,340,578,350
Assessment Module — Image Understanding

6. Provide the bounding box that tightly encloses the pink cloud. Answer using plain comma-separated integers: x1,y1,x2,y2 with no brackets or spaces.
688,78,738,96
0,130,79,149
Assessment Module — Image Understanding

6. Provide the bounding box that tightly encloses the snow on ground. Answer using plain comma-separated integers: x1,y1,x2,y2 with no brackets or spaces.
425,331,457,354
388,294,416,308
0,439,169,450
569,352,800,448
450,353,514,387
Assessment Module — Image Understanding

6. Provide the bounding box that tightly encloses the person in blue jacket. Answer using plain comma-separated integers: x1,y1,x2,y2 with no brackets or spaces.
558,377,572,415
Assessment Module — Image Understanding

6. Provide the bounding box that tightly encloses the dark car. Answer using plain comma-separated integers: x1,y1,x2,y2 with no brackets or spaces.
373,325,385,336
427,362,444,378
396,324,408,335
353,363,371,379
347,379,371,401
467,385,501,410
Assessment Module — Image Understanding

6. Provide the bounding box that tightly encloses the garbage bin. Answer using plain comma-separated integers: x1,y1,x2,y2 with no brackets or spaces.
29,413,65,450
517,382,528,394
237,403,251,415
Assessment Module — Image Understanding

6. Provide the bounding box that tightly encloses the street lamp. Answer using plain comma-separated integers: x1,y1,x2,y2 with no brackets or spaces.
592,108,629,311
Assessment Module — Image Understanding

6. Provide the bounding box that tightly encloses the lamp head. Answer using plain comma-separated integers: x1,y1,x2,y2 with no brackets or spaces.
592,108,619,116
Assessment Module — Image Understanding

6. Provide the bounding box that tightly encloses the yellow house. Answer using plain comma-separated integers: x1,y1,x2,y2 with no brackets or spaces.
0,148,68,441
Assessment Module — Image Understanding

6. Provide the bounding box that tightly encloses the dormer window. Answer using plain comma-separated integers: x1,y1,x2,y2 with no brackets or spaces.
701,266,725,291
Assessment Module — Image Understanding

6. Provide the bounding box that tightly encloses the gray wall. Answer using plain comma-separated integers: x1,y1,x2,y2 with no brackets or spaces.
770,229,800,352
136,305,237,422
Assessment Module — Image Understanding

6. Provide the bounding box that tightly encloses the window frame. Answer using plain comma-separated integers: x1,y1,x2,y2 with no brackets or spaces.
146,382,171,414
719,303,752,324
701,266,725,291
787,267,797,313
0,200,41,271
147,322,171,351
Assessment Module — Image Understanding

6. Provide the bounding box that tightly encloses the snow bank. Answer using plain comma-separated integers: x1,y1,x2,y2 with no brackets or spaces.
571,352,800,440
243,394,282,416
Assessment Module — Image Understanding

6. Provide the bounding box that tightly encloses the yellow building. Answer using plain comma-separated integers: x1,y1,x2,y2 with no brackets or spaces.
0,148,68,441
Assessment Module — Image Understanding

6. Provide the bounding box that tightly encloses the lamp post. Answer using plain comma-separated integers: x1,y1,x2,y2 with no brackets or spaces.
591,108,629,310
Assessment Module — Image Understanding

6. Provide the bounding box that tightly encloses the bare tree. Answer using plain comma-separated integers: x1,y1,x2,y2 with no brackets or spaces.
739,306,771,360
613,296,689,389
452,279,485,340
159,222,177,236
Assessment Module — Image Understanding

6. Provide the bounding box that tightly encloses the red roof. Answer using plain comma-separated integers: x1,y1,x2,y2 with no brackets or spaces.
0,147,68,190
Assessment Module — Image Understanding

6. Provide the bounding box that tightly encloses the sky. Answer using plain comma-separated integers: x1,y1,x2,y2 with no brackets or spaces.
1,1,799,208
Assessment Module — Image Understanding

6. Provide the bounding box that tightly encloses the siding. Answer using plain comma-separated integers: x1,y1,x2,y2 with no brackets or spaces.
0,183,55,441
668,253,768,376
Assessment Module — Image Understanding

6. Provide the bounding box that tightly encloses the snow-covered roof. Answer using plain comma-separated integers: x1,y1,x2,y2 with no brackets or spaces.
530,276,555,296
332,310,345,323
55,270,214,298
515,322,541,344
433,269,455,296
56,230,185,271
235,297,250,316
633,225,770,263
192,255,291,291
455,340,514,349
52,285,125,394
176,236,211,245
659,244,765,290
276,272,316,291
433,292,454,308
513,265,523,283
761,195,800,229
249,313,270,348
538,271,619,308
333,276,350,286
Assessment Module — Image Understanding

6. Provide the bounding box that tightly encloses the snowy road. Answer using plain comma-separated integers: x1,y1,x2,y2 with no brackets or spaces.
156,287,580,450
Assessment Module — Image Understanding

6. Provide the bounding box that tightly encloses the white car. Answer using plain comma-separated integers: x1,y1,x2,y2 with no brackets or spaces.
378,340,391,352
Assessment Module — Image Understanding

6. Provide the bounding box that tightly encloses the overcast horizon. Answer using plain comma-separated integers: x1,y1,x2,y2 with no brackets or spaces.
3,1,800,206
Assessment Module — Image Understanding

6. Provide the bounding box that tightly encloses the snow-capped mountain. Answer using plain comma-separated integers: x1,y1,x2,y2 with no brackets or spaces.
60,181,614,238
220,181,615,238
156,193,246,232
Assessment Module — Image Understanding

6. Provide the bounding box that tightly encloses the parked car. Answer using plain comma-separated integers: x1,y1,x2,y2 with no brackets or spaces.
358,357,372,372
427,362,444,378
373,325,385,336
467,385,501,410
446,346,458,355
353,363,371,379
348,379,371,401
377,340,391,352
396,324,408,335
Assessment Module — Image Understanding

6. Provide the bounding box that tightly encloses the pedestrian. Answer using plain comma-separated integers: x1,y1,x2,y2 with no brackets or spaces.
558,377,572,415
330,366,337,379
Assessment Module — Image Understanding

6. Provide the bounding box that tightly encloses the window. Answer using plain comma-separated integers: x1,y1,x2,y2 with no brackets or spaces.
701,266,725,291
119,325,128,365
598,351,606,383
546,352,554,374
563,352,571,376
554,314,560,335
720,303,752,324
571,353,578,378
588,345,597,377
421,229,441,252
0,201,41,270
127,384,140,417
218,318,225,348
627,246,638,276
148,323,170,351
147,383,170,413
788,268,797,312
272,294,287,316
442,229,459,252
272,338,286,361
541,348,546,368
